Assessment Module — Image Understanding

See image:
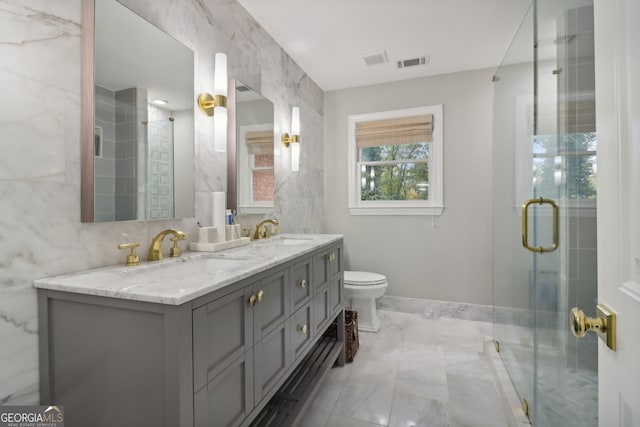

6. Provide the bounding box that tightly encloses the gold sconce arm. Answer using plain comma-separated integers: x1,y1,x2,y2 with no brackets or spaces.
197,93,227,116
281,133,300,148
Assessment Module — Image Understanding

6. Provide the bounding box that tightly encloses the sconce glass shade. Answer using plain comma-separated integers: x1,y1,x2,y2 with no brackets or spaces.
291,107,300,135
291,141,300,172
214,52,227,152
213,53,227,98
214,106,227,152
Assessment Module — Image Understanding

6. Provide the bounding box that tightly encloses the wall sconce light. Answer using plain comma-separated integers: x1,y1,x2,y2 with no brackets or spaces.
198,52,228,152
281,107,300,171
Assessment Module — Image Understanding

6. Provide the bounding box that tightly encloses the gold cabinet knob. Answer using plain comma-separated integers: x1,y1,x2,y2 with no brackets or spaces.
117,243,140,267
297,324,308,334
570,304,617,351
300,279,307,289
257,290,265,302
248,294,257,306
328,253,336,262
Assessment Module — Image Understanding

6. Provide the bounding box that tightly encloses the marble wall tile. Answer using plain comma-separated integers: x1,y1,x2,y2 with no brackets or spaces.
0,0,325,405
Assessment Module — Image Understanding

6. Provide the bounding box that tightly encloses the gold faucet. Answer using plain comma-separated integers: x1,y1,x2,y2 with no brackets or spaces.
253,219,279,240
148,229,187,261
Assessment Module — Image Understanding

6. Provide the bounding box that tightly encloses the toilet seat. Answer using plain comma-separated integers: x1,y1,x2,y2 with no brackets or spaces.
344,271,387,286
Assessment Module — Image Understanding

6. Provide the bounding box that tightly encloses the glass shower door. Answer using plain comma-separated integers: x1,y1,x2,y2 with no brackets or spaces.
491,2,536,418
492,0,597,425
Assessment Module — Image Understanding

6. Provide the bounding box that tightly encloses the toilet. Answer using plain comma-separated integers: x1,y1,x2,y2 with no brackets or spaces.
343,271,388,333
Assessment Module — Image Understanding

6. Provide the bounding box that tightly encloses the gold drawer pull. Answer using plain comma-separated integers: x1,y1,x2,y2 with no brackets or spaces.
328,253,336,262
300,279,307,288
297,324,308,334
257,290,265,302
248,294,257,306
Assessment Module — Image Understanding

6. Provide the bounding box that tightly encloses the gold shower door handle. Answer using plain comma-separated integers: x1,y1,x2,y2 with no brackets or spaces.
521,197,559,253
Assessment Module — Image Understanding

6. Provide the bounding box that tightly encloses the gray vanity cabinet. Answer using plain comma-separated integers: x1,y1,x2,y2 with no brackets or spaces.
38,239,344,427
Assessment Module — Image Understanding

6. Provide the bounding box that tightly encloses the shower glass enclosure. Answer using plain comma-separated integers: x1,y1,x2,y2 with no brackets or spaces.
492,0,597,425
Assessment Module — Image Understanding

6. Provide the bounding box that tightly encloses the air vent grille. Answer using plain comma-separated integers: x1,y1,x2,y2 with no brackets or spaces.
396,55,430,69
362,51,388,66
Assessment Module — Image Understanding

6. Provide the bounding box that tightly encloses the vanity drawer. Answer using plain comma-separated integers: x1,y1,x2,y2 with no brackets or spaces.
290,302,313,362
253,268,290,344
193,286,254,393
290,258,312,312
313,244,342,294
254,320,290,403
194,352,254,427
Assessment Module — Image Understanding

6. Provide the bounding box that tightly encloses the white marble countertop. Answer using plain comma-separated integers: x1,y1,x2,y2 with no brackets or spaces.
34,234,343,306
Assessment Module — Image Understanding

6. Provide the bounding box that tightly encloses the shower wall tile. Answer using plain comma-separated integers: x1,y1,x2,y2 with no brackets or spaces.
0,0,324,405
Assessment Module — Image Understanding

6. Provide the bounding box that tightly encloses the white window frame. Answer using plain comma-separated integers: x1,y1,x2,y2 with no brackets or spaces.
347,105,444,216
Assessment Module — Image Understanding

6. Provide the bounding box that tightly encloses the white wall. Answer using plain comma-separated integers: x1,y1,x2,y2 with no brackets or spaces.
324,68,494,304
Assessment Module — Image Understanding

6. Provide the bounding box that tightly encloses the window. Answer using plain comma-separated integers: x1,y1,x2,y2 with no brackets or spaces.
238,124,275,213
348,105,443,215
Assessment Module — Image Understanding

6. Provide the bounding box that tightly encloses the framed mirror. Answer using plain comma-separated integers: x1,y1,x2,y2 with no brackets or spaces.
227,80,275,215
81,0,195,222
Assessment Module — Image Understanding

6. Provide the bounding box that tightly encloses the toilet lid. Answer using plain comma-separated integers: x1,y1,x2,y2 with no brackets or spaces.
344,271,387,286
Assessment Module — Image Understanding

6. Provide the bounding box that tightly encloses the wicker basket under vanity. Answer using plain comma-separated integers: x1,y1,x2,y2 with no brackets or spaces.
324,309,359,363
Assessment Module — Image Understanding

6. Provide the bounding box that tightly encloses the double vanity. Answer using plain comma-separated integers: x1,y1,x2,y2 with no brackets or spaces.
35,234,344,427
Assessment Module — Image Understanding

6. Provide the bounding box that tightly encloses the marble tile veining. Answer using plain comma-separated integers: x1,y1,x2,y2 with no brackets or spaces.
298,309,510,427
0,0,325,405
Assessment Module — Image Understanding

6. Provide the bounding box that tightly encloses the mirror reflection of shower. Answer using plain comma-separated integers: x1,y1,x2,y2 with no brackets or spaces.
143,104,175,220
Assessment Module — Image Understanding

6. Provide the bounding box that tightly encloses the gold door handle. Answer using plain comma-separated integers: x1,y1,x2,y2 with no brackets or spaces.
300,279,307,288
248,294,257,306
257,290,265,302
521,197,559,253
297,324,308,334
570,304,617,351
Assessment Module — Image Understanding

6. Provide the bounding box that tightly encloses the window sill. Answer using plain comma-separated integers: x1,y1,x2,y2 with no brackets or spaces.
349,206,444,216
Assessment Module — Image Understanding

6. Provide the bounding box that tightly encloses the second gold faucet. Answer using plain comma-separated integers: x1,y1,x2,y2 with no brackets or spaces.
148,229,187,261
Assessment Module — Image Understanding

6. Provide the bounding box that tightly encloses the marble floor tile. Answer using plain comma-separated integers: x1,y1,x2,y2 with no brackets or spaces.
388,393,448,427
447,374,508,427
326,414,386,427
331,378,396,426
304,308,511,427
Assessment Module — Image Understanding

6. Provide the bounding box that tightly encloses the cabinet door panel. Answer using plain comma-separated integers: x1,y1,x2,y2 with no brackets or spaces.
290,303,313,361
312,251,329,293
194,352,254,427
313,286,330,335
291,259,312,312
254,269,289,342
254,322,290,403
327,245,342,278
329,275,343,318
193,286,253,392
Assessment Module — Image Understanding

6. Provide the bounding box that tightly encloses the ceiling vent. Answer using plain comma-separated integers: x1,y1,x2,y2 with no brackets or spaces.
362,51,388,66
396,55,430,69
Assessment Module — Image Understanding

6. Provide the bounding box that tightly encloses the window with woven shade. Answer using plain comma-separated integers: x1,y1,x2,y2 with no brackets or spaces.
238,124,274,213
348,105,444,215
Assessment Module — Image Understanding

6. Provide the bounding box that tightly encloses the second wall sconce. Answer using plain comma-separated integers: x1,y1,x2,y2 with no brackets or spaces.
198,52,228,152
281,107,300,172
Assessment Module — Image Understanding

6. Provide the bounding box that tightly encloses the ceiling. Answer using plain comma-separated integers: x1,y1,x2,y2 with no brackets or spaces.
238,0,532,91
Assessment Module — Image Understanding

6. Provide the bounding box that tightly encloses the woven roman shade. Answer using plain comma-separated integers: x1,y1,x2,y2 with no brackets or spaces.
245,130,273,155
356,114,433,148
